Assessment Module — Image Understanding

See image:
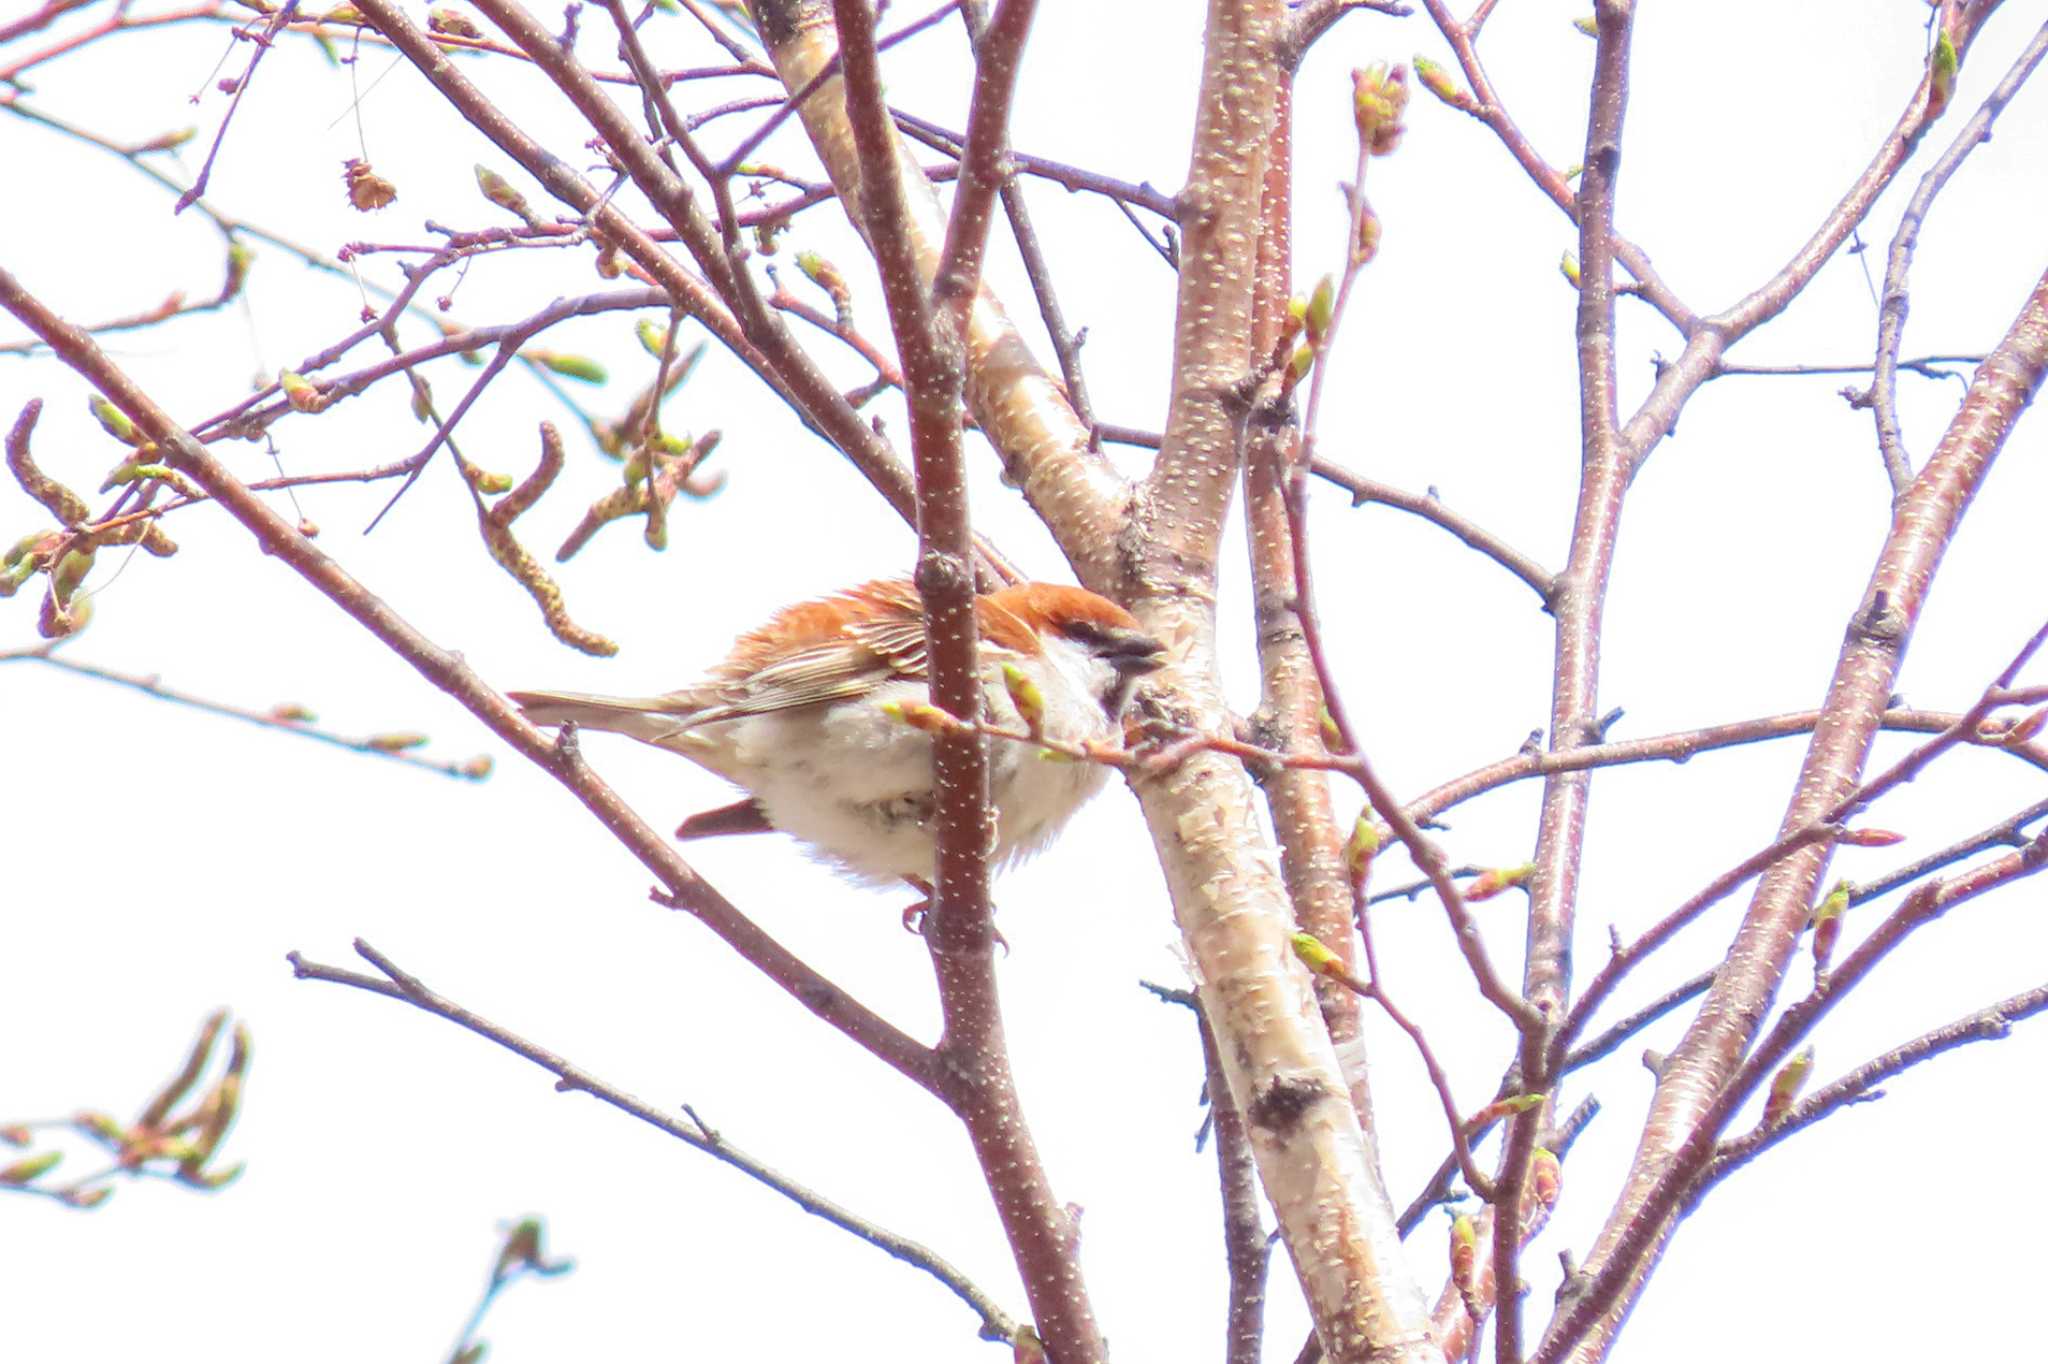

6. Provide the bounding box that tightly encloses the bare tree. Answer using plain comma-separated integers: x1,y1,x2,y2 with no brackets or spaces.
5,2,2047,1362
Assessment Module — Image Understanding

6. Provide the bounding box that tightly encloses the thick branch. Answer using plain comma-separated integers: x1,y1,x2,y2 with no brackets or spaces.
834,5,1101,1360
1241,84,1380,1147
1125,7,1436,1364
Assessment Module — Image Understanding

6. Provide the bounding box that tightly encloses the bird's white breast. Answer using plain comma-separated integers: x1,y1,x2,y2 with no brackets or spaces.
678,635,1120,883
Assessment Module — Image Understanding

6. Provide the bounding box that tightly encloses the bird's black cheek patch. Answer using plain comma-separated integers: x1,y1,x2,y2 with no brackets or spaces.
1247,1074,1331,1134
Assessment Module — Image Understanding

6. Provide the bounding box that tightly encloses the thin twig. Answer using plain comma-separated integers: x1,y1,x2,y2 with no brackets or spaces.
288,940,1016,1341
1413,0,1693,332
1702,979,2048,1186
0,648,493,779
890,109,1179,218
1196,1010,1271,1364
1406,704,2048,824
1869,18,2048,494
1308,457,1555,603
1539,828,2048,1364
1558,793,2048,1076
1708,354,1983,381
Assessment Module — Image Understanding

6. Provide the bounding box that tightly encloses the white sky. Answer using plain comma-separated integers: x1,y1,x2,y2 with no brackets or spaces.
4,3,2047,1361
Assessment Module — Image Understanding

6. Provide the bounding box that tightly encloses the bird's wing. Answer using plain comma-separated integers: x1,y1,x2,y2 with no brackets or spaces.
694,582,932,721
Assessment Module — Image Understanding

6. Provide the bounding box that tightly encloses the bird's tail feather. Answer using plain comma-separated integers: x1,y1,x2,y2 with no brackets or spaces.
506,689,696,746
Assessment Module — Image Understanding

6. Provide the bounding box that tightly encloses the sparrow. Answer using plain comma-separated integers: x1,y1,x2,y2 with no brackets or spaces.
508,579,1165,883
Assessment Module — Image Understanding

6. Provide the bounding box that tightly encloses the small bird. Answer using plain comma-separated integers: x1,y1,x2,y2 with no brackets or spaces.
509,579,1165,883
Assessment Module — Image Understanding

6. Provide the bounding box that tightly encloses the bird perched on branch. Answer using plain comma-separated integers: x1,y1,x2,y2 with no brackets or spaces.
509,579,1165,883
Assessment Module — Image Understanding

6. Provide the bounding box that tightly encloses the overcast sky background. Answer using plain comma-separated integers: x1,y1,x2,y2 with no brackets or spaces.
4,3,2047,1361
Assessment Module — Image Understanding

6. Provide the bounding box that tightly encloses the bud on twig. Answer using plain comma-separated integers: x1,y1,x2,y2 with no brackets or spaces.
1465,862,1535,902
1809,879,1850,973
0,1150,62,1186
1526,1146,1562,1222
523,350,607,384
1344,812,1383,882
1001,663,1047,736
1464,1092,1544,1132
278,370,326,413
1413,57,1470,111
1351,63,1409,157
1450,1212,1481,1317
880,701,965,735
1763,1046,1814,1127
1927,29,1958,118
87,395,145,448
475,164,538,226
427,6,483,38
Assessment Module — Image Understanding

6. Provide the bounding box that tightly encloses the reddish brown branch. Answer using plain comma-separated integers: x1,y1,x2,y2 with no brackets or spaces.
890,109,1180,218
1237,72,1381,1146
1326,921,1498,1202
932,0,1037,332
1406,704,2048,823
832,3,1101,1359
0,263,943,1099
1492,11,1638,1357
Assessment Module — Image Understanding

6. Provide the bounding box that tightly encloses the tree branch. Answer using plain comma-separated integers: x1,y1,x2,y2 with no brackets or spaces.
1196,1010,1272,1364
1618,1,2008,472
1869,17,2048,494
0,264,944,1098
1541,827,2048,1364
833,4,1100,1359
1307,457,1556,603
1702,979,2048,1187
1405,704,2048,824
1495,9,1637,1357
1547,253,2048,1364
749,0,1129,588
0,647,493,780
288,939,1017,1342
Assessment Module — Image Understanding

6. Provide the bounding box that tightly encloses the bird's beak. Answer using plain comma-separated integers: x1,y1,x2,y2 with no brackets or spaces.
1105,630,1168,675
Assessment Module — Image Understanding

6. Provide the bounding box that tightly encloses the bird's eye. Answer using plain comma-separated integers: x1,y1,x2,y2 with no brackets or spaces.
1064,620,1165,673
